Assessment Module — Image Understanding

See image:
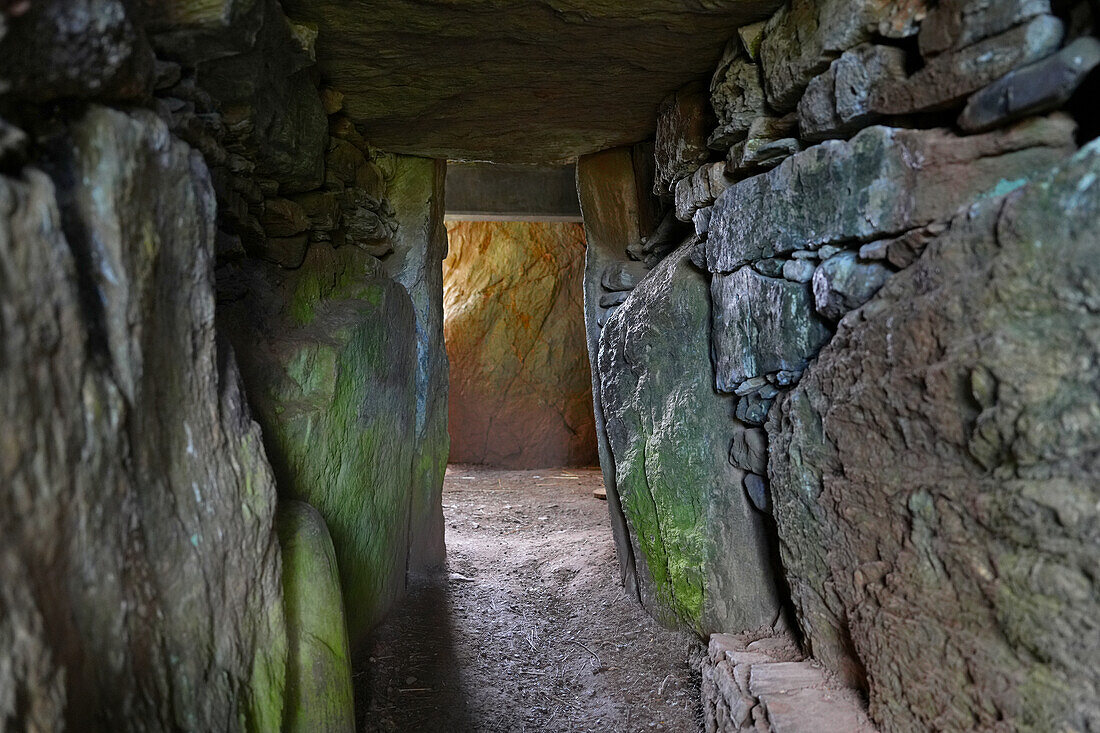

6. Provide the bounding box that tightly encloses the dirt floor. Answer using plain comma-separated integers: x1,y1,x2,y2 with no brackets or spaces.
357,465,704,732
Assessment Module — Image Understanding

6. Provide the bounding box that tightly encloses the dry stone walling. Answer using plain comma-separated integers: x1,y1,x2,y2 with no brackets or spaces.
0,0,448,730
443,220,598,469
581,1,1100,731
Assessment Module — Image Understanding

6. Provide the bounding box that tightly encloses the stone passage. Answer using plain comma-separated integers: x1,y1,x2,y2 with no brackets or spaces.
360,466,702,732
443,221,598,468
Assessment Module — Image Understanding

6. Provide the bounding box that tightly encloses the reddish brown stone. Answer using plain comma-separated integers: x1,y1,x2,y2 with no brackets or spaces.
444,221,598,468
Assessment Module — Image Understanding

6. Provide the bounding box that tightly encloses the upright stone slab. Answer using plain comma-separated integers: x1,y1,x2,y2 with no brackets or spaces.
598,245,781,635
384,155,449,572
653,83,713,196
769,142,1100,732
701,117,1077,273
0,107,287,731
220,244,419,641
577,148,647,600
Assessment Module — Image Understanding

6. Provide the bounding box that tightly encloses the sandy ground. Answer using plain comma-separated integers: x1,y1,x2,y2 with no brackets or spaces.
357,465,704,732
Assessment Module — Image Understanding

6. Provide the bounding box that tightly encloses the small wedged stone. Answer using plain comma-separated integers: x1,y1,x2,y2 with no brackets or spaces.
675,163,731,221
654,83,714,196
739,21,766,61
959,36,1100,133
711,267,831,393
602,260,650,291
919,0,1051,58
812,252,892,321
873,14,1065,115
703,117,1076,273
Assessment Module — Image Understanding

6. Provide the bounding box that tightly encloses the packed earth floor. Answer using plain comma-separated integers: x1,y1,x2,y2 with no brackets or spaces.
357,465,704,732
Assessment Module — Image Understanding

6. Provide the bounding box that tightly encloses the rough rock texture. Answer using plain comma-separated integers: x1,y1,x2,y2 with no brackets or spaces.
797,44,908,142
443,220,597,469
278,501,355,733
701,117,1077,273
220,245,419,642
702,633,878,733
959,36,1100,132
654,83,715,196
384,156,449,572
710,267,832,394
769,142,1100,732
277,0,783,162
0,107,286,731
598,245,781,635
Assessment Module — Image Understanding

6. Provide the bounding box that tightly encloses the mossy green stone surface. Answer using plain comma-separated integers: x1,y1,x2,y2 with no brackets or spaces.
597,245,780,636
222,244,419,641
278,501,355,733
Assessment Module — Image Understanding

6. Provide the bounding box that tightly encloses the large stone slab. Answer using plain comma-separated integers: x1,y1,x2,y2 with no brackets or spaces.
277,0,784,163
0,107,286,731
710,267,832,393
220,244,419,641
598,246,781,635
768,141,1100,732
443,220,597,469
918,0,1051,58
701,117,1077,273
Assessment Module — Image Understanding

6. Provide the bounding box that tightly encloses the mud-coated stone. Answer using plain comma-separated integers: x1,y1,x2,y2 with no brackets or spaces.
711,267,832,394
0,107,286,731
959,36,1100,133
220,243,418,641
278,501,355,733
443,221,597,469
701,117,1077,273
769,141,1100,732
654,83,714,196
598,245,780,635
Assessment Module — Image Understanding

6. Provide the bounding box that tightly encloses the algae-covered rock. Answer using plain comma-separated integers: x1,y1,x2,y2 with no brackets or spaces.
278,501,355,733
444,220,597,469
0,107,286,731
220,243,419,640
769,141,1100,732
598,245,781,635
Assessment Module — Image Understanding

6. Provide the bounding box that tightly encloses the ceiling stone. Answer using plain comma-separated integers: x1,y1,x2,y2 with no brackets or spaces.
279,0,783,163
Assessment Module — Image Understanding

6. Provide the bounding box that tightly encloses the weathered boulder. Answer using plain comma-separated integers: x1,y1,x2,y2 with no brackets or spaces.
0,107,286,731
701,117,1077,273
220,243,419,641
278,501,355,733
769,141,1100,732
708,45,766,150
443,220,597,469
599,245,781,635
798,44,907,142
918,0,1051,58
710,267,831,394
